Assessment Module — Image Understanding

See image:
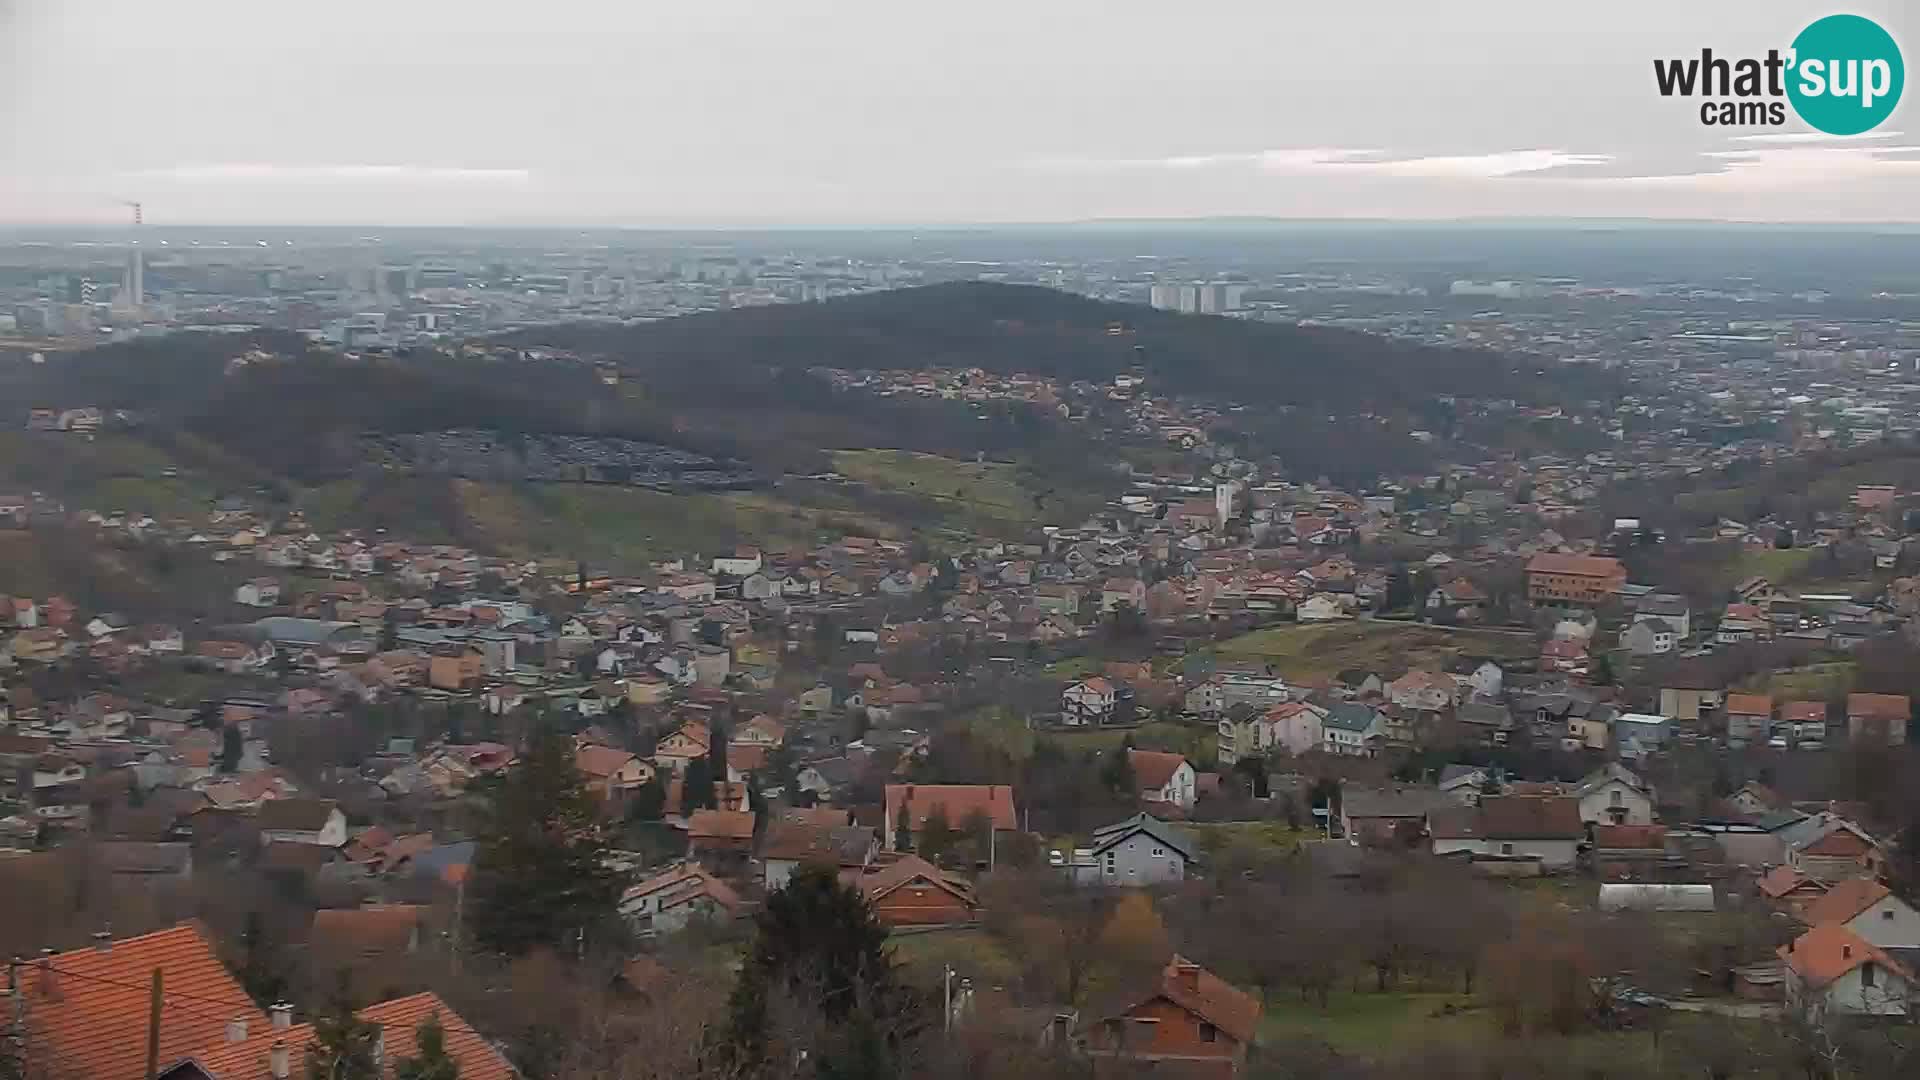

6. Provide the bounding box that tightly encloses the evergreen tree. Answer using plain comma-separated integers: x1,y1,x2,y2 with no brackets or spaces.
393,1014,460,1080
720,865,909,1075
627,771,667,822
1099,746,1137,798
468,729,619,956
1591,652,1616,686
237,910,287,1006
917,803,956,862
683,757,718,812
812,1007,893,1080
305,996,380,1080
709,721,731,783
219,724,243,773
893,812,914,853
748,775,769,839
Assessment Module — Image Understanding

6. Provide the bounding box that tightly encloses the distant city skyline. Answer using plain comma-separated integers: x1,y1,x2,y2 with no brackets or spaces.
1,0,1914,226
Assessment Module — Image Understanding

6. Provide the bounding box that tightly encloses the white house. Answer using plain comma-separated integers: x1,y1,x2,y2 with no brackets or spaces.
256,799,347,847
1621,618,1676,656
1297,594,1348,622
1263,701,1328,758
1128,750,1196,810
1386,671,1456,712
1427,796,1584,871
1574,764,1657,827
1061,677,1118,725
234,579,282,608
1799,879,1920,951
711,547,764,578
1780,923,1913,1018
1456,661,1504,700
1321,703,1382,756
619,863,742,937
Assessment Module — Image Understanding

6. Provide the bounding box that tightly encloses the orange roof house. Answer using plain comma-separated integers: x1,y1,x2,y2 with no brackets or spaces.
18,924,509,1080
186,991,512,1080
1524,552,1626,605
19,924,265,1080
852,854,980,927
1846,693,1910,746
883,784,1018,851
1083,955,1262,1074
1778,922,1913,1002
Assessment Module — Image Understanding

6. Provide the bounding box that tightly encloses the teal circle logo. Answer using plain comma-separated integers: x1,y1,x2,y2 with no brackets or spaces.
1787,14,1904,135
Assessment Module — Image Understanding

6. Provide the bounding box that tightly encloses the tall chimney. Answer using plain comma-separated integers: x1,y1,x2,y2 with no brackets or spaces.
271,1002,292,1030
226,1017,248,1043
269,1040,289,1080
1175,962,1201,992
91,931,111,953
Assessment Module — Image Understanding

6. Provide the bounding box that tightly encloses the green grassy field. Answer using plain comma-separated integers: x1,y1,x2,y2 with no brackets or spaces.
1043,720,1216,763
1730,546,1816,585
832,449,1054,531
1743,661,1856,700
1217,621,1536,678
1183,820,1313,856
0,431,221,518
1260,991,1484,1056
888,927,1021,986
1043,655,1104,679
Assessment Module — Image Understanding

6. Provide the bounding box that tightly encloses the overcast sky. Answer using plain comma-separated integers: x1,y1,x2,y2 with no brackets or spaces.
1,0,1914,226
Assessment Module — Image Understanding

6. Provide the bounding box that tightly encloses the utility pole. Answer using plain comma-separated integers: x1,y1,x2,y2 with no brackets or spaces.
144,968,163,1080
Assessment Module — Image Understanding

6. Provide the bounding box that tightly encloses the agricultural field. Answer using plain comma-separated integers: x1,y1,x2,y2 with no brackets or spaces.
1216,620,1536,679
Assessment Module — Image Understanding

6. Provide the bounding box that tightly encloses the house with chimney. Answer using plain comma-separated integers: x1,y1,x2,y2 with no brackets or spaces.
883,783,1018,853
16,924,511,1080
1080,956,1262,1076
1779,923,1913,1018
850,854,981,927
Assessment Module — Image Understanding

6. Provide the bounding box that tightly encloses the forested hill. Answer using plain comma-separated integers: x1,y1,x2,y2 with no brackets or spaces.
511,281,1617,413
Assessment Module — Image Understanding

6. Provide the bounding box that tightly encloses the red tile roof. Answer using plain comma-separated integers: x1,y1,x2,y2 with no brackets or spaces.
1127,749,1189,790
1779,923,1912,989
190,992,511,1080
1148,956,1262,1045
1847,693,1910,721
1592,824,1667,850
1475,796,1584,840
1724,693,1772,717
1757,864,1825,900
1525,553,1626,579
309,904,427,959
575,744,639,779
20,923,267,1080
687,808,756,841
885,784,1018,832
1800,878,1894,928
1781,701,1828,723
855,854,977,907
